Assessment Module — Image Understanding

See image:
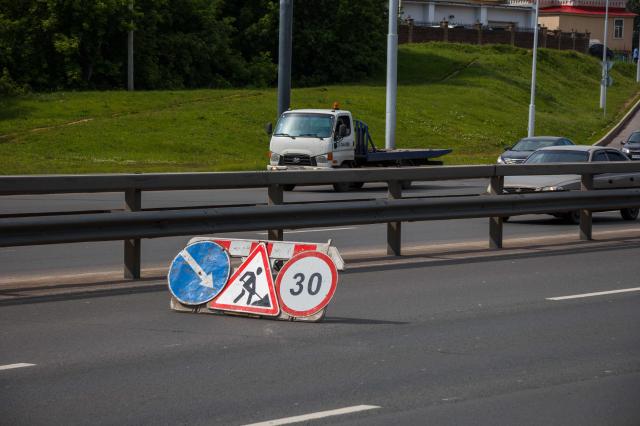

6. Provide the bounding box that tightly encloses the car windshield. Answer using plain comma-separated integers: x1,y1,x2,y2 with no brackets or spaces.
627,132,640,143
274,113,334,138
525,150,589,163
512,138,564,151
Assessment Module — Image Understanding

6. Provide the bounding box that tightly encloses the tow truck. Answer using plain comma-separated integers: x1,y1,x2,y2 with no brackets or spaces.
266,104,451,191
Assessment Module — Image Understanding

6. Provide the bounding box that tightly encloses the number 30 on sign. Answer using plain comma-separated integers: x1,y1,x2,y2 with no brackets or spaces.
275,251,338,318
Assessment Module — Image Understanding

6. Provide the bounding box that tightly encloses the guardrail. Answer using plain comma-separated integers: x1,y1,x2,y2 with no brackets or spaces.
2,163,640,279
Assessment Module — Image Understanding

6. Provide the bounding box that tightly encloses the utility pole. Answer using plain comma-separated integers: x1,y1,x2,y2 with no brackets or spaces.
385,0,399,150
277,0,293,117
600,0,609,114
127,0,134,91
527,0,540,137
636,26,640,82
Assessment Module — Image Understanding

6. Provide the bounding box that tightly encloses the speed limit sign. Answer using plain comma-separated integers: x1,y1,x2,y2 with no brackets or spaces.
275,251,338,318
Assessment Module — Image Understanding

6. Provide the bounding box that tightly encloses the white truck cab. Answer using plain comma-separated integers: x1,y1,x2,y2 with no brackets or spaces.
268,108,355,170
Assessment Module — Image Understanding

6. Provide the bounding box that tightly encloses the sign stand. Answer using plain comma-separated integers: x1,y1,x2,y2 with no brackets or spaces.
168,238,343,322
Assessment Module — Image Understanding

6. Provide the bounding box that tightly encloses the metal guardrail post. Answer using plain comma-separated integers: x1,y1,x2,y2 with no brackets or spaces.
489,175,504,249
268,184,284,241
124,188,141,279
387,180,402,256
580,174,594,240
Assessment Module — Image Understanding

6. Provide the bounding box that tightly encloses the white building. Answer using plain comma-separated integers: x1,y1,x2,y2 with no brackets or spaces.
401,0,536,29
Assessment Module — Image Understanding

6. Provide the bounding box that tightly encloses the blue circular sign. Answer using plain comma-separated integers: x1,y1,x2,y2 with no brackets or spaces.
167,241,231,305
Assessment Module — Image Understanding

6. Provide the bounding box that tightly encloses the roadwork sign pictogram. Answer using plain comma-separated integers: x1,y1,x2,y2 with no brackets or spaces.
209,243,280,316
276,251,338,318
167,241,230,305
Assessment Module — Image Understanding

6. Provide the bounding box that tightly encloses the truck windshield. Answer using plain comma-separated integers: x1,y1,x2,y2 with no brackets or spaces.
274,113,334,138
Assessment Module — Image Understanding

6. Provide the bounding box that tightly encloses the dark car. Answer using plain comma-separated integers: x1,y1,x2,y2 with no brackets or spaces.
621,131,640,160
497,136,574,164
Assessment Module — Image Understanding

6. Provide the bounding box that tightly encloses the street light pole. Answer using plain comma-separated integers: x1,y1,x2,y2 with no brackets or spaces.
527,0,540,138
127,0,134,91
600,0,610,112
277,0,293,117
636,26,640,82
385,0,399,150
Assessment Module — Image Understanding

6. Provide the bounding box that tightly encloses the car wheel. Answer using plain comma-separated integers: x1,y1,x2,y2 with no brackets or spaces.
563,210,580,224
620,207,639,220
282,184,296,191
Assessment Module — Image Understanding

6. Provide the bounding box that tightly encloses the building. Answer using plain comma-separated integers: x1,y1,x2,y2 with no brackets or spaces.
511,0,636,53
401,0,536,29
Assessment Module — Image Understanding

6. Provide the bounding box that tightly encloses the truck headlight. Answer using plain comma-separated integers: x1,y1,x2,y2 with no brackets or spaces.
315,154,329,165
539,186,565,191
270,152,280,164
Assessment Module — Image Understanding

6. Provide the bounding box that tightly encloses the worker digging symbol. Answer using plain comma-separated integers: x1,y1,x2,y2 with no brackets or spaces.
233,267,271,307
208,243,280,316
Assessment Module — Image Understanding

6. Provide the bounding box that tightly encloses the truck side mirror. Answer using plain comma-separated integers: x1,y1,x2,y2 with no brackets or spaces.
504,146,511,151
620,140,626,145
265,122,273,136
338,124,348,138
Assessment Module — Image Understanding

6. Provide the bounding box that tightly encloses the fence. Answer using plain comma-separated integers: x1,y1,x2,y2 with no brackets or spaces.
400,21,590,53
2,163,640,279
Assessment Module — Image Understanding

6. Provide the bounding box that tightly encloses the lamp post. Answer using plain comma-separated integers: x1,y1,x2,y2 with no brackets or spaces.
277,0,293,117
636,26,640,82
527,0,540,137
600,0,610,113
385,0,399,150
127,0,134,91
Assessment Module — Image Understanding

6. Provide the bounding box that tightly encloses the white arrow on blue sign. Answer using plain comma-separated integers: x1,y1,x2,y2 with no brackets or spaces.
168,241,231,305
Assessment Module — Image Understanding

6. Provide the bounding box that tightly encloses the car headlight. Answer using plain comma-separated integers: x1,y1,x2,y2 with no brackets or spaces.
497,156,505,164
315,154,329,165
538,186,565,191
622,147,630,154
270,152,280,164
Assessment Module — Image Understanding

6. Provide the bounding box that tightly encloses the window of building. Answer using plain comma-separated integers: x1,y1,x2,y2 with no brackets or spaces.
614,19,623,39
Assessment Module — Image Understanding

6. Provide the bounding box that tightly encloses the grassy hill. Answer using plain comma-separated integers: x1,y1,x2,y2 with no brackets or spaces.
1,42,639,174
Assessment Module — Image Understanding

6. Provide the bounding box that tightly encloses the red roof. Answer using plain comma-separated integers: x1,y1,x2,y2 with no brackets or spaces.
540,6,636,16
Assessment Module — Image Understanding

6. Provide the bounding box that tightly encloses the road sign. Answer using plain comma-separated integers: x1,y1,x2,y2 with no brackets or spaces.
168,241,230,305
209,243,280,316
606,60,613,72
275,251,338,318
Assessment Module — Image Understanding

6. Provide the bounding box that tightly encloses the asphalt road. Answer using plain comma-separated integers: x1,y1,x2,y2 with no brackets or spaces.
1,238,639,425
1,179,638,279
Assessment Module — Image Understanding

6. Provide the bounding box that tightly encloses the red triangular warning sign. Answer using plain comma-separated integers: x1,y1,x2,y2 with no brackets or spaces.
209,243,279,316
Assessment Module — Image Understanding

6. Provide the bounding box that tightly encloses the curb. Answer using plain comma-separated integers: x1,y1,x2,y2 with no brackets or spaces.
594,95,640,146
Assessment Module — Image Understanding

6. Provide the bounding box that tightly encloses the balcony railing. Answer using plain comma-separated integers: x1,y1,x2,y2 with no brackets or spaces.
506,0,626,7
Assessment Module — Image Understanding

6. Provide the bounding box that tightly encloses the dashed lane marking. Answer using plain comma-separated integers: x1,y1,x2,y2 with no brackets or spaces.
547,287,640,301
242,405,381,426
0,363,36,371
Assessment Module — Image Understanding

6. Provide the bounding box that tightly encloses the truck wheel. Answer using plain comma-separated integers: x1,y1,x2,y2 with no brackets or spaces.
282,184,296,191
563,210,580,224
333,182,352,192
620,207,639,220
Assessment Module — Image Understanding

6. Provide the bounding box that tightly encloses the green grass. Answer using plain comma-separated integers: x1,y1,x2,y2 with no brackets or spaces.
1,42,639,174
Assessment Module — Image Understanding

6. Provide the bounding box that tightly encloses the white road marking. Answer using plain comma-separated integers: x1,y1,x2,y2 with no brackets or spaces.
547,287,640,301
256,226,357,235
243,405,381,426
0,363,36,371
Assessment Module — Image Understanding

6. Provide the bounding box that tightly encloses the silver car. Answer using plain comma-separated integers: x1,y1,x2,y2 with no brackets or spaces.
502,145,639,223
